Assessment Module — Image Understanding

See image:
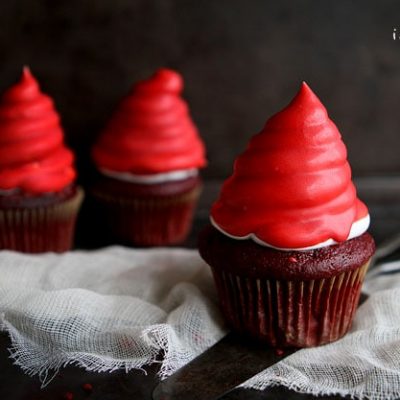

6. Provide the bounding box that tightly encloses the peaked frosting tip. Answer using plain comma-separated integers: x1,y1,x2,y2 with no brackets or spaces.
22,65,32,79
135,68,183,95
266,82,328,131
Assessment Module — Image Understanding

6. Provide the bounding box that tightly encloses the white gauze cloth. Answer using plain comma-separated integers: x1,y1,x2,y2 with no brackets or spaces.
0,247,227,384
0,247,400,399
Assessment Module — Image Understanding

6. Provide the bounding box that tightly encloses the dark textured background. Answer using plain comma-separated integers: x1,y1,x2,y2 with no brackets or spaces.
0,0,400,181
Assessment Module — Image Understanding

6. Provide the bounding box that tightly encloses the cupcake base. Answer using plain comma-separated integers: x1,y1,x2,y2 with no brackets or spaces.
92,176,201,246
0,186,84,253
211,262,369,347
199,225,375,348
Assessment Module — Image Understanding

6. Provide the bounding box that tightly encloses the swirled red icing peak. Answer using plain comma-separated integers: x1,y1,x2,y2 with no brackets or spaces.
92,68,206,174
211,82,369,250
0,67,76,194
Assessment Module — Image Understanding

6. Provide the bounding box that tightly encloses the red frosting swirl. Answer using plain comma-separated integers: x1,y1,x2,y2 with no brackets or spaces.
211,82,368,249
0,67,76,194
92,68,206,174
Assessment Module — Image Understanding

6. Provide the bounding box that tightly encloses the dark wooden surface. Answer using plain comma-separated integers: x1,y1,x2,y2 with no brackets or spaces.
0,178,399,400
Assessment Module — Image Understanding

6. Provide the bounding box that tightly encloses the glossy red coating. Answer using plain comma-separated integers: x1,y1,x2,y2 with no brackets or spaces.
0,67,76,194
92,68,206,174
211,82,368,249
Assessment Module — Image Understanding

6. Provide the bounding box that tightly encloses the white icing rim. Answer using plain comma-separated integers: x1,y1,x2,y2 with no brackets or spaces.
210,214,370,251
100,168,198,185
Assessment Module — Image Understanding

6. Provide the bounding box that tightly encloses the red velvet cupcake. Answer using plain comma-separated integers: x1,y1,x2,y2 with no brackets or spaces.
91,69,206,246
0,67,83,253
199,83,375,348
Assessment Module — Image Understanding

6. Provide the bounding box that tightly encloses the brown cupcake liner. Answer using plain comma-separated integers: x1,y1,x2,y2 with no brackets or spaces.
0,187,84,253
211,261,370,348
92,184,201,246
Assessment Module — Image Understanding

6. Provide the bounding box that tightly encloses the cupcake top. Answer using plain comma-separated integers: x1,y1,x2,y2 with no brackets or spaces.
211,82,369,251
92,68,206,183
0,67,76,195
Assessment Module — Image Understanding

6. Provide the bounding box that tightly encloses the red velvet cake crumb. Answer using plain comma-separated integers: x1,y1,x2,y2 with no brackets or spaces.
82,383,93,393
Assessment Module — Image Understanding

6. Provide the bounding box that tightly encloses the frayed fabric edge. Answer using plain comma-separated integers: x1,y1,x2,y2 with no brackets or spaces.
0,318,161,388
0,316,224,388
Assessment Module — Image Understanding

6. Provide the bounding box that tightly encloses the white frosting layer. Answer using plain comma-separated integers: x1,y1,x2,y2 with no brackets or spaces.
100,168,198,185
210,214,370,252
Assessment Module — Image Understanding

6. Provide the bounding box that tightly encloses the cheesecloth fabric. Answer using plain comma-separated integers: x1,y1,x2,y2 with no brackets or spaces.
0,247,226,385
0,246,399,399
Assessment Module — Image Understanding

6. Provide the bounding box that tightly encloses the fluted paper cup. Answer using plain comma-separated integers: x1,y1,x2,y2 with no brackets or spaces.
211,261,370,348
0,187,84,253
92,183,201,246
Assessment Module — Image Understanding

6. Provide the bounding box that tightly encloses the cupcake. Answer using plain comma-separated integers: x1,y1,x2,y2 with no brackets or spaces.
0,67,83,253
91,68,206,246
199,82,375,348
